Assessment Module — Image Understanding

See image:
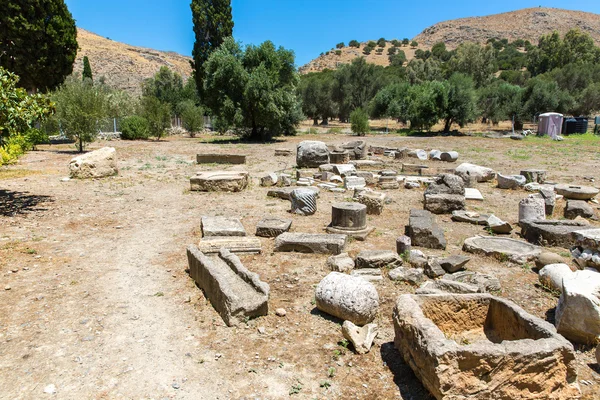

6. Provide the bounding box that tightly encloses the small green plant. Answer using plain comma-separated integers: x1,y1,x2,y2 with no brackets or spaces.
289,383,302,395
26,248,37,254
327,367,336,378
559,251,571,258
400,251,410,263
154,292,164,297
522,263,533,272
332,349,342,360
350,107,369,136
497,253,509,263
338,339,349,349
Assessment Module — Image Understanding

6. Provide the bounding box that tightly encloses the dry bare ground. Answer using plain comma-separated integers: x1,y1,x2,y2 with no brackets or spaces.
1,131,600,399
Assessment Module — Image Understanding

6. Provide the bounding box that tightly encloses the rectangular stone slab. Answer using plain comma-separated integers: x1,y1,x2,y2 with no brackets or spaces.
196,154,246,164
274,233,347,255
198,237,261,254
393,293,580,399
201,216,246,237
187,246,269,326
465,188,484,201
255,217,292,238
190,171,249,192
520,220,591,249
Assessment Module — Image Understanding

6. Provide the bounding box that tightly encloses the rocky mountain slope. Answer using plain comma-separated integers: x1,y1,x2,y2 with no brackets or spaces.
300,7,600,74
72,28,193,95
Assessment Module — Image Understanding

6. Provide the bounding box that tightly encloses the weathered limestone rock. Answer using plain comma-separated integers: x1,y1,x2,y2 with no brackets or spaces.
424,259,446,278
440,151,458,162
267,186,319,200
393,294,580,400
486,214,512,234
521,169,547,184
555,184,599,200
518,196,546,222
573,228,600,252
463,236,541,264
327,253,355,273
196,154,246,164
438,255,470,273
497,173,526,189
260,173,278,187
556,270,600,344
339,140,367,160
190,171,249,192
296,140,329,168
355,190,386,215
351,269,383,282
332,164,356,177
201,216,246,237
255,217,292,238
274,233,347,255
444,271,501,292
355,171,377,185
464,188,484,201
416,279,480,294
355,250,402,269
424,194,466,214
406,209,446,250
278,173,292,187
69,147,118,179
388,267,425,285
344,176,366,190
451,210,488,225
315,272,379,325
329,151,350,164
402,163,428,175
197,237,261,255
520,219,590,248
186,246,269,326
290,188,318,216
455,163,496,183
539,187,556,216
539,264,574,293
565,200,596,220
407,149,428,160
342,321,378,354
396,235,411,256
536,252,566,269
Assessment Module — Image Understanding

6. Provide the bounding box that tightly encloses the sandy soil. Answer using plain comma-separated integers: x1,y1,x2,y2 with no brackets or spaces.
1,131,600,399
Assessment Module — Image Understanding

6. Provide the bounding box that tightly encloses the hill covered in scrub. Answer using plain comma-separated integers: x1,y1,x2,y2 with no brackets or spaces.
71,28,193,95
300,7,600,73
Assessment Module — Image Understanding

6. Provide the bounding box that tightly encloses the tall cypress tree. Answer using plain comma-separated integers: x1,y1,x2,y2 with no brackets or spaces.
0,0,78,92
190,0,234,98
82,56,93,82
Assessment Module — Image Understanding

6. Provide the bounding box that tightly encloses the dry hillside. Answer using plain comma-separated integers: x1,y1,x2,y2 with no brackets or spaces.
300,7,600,74
72,28,193,95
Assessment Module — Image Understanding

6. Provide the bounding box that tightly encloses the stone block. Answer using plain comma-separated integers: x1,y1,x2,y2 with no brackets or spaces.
187,246,269,326
201,216,246,237
393,294,580,399
355,250,402,269
190,171,249,192
274,233,347,255
69,147,118,179
406,209,446,250
196,154,246,164
255,217,292,238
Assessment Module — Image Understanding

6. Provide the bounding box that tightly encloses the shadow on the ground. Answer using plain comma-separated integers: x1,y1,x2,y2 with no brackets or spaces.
309,307,344,325
198,136,287,145
0,190,54,217
545,307,556,325
45,149,83,155
380,341,434,400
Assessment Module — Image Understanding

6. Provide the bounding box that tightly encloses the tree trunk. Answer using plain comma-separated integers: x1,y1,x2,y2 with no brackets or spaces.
443,118,452,133
313,118,319,126
320,117,329,126
78,136,83,153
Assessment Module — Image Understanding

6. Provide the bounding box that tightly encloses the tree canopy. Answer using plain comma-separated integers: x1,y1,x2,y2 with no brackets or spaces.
190,0,234,98
0,0,78,92
203,38,302,141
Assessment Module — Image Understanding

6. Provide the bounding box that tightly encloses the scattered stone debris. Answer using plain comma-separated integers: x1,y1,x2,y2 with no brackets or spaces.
497,173,526,189
416,279,480,294
267,186,319,200
201,216,246,237
438,255,470,273
355,250,402,269
556,270,600,344
451,210,489,225
424,258,446,278
354,189,386,215
424,174,465,214
342,321,378,354
555,184,599,200
520,219,591,248
388,267,425,285
197,237,262,255
486,214,512,234
444,271,501,292
520,169,547,184
186,246,269,326
393,294,581,399
539,263,573,293
315,272,379,325
565,200,596,220
464,188,484,201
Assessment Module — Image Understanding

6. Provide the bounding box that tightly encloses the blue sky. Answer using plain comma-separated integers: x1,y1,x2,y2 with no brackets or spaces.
65,0,600,66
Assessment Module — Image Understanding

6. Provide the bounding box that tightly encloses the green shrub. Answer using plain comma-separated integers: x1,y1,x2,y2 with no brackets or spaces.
367,41,376,49
363,47,371,55
350,108,369,136
388,47,397,55
402,38,410,46
377,38,386,47
336,42,345,49
411,40,418,48
120,115,150,140
335,50,342,56
25,128,48,150
349,40,360,48
0,135,29,165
